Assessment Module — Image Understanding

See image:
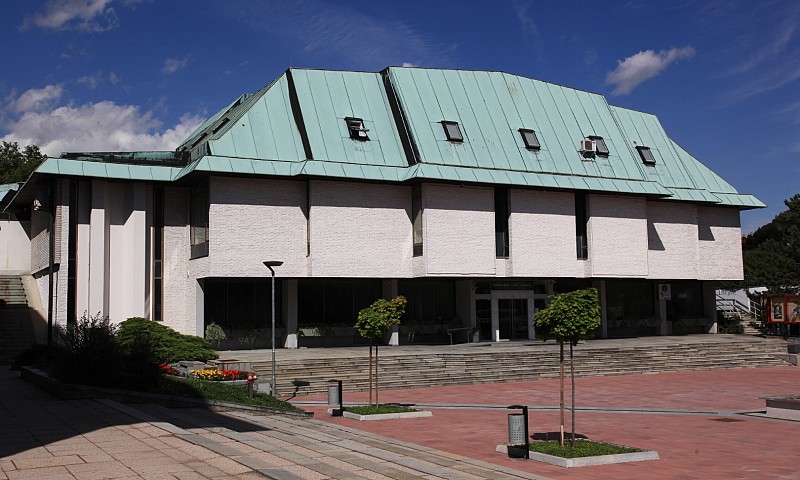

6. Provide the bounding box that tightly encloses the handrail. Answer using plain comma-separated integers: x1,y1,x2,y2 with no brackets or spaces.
716,292,763,320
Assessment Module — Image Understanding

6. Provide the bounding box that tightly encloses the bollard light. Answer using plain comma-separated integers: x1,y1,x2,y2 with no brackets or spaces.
507,404,529,459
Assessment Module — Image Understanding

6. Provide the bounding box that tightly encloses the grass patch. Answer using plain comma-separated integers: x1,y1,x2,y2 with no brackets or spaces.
527,440,643,458
153,376,302,412
345,404,419,415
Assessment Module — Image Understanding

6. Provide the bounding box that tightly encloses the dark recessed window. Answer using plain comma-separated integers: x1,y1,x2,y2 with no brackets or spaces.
636,146,656,165
441,121,463,142
518,129,540,150
345,117,369,140
588,136,609,156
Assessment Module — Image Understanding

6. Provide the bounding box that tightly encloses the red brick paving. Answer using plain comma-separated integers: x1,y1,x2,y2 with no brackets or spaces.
296,366,800,479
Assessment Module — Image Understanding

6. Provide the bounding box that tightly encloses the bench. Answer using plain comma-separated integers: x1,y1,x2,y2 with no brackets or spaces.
447,327,473,345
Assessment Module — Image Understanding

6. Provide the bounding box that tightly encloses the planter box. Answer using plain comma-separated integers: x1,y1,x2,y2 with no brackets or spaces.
764,395,800,421
495,443,659,467
328,408,432,421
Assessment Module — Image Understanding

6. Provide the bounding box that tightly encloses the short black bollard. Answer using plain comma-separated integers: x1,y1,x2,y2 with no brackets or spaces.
247,373,257,399
507,404,529,459
328,379,344,417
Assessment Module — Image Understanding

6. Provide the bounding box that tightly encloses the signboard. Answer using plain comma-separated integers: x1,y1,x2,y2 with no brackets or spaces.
491,281,533,291
768,296,800,324
658,283,671,301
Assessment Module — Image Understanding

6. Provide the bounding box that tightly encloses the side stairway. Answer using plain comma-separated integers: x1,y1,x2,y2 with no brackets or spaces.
0,275,36,365
250,336,790,397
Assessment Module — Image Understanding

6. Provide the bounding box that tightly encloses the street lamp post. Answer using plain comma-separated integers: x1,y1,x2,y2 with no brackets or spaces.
263,261,283,396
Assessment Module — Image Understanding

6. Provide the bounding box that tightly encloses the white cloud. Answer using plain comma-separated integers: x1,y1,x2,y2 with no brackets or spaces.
2,87,202,156
606,46,696,95
12,85,64,113
162,57,190,75
230,1,456,69
401,62,418,68
26,0,119,32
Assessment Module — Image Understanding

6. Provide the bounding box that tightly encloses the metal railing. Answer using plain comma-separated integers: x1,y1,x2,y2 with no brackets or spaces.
715,291,763,320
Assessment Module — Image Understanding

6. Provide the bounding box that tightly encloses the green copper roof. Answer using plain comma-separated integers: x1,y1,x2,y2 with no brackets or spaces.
19,66,763,210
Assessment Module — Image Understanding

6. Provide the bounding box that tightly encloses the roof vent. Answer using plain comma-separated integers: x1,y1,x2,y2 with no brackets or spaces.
345,117,369,140
580,139,596,154
519,129,541,150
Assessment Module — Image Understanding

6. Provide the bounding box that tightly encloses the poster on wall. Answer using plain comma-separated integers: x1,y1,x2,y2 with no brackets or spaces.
787,298,800,324
769,296,800,324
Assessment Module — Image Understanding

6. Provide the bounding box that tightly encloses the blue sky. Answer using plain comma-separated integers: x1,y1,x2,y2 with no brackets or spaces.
1,0,798,233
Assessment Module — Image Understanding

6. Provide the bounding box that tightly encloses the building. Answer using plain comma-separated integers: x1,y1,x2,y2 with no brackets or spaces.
1,67,764,350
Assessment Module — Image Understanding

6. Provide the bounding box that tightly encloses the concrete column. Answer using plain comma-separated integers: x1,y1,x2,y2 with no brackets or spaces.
284,279,299,348
383,279,400,346
76,181,91,319
593,280,608,339
703,281,718,333
88,180,108,316
491,297,500,341
195,279,204,337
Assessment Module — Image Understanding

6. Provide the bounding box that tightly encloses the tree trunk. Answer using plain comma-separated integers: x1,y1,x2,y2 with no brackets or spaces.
559,341,565,448
368,341,373,406
375,342,380,406
570,342,575,447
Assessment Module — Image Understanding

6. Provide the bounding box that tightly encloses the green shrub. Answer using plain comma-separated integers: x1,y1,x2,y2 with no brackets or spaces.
117,317,218,363
44,312,160,390
13,343,60,370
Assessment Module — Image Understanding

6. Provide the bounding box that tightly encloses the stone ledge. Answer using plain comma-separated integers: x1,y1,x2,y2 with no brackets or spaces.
19,366,312,418
495,444,659,467
327,408,433,421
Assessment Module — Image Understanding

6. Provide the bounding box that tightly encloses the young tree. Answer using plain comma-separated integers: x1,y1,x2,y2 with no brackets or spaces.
355,295,406,406
533,288,601,447
0,142,47,184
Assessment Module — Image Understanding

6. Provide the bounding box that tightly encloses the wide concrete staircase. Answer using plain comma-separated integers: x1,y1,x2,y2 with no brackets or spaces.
250,337,790,397
0,275,35,365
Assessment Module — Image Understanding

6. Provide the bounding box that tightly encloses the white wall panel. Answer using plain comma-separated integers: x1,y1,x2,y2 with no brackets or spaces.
424,184,495,275
309,180,412,277
646,201,699,279
588,194,649,277
510,189,580,277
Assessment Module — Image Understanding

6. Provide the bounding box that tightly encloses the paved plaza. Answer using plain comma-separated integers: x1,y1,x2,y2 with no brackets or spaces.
1,359,799,479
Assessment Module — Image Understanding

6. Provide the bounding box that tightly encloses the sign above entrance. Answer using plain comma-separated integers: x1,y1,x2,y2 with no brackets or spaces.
491,281,533,291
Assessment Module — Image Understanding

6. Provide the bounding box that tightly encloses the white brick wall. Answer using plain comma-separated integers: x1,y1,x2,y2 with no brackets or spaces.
163,186,194,334
698,206,743,280
310,180,412,277
424,184,495,275
0,217,31,273
646,201,699,279
509,189,580,277
588,194,649,277
208,176,308,278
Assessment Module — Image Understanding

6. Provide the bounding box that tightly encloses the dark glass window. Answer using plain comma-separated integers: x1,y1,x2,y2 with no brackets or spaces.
575,192,588,259
667,281,705,320
153,186,164,321
495,187,509,258
203,277,281,350
588,136,609,156
441,121,463,142
519,129,540,150
412,184,423,256
637,146,656,165
606,280,656,321
297,279,382,329
398,279,457,326
66,181,78,326
345,117,369,140
190,183,209,259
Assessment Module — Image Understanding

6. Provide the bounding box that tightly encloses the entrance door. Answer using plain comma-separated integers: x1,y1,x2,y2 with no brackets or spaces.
498,299,529,340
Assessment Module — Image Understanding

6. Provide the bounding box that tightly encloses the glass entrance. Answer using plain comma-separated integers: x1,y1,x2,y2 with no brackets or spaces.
498,298,529,340
476,299,492,341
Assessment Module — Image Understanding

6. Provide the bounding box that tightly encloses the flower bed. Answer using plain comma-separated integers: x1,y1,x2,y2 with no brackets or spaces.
190,369,250,381
159,363,180,376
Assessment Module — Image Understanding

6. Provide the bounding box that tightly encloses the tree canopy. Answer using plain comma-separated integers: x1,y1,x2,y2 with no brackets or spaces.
0,141,46,184
534,288,601,346
735,194,800,294
355,296,407,340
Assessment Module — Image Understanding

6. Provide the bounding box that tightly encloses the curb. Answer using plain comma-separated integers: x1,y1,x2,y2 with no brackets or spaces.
19,366,313,418
495,444,659,467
